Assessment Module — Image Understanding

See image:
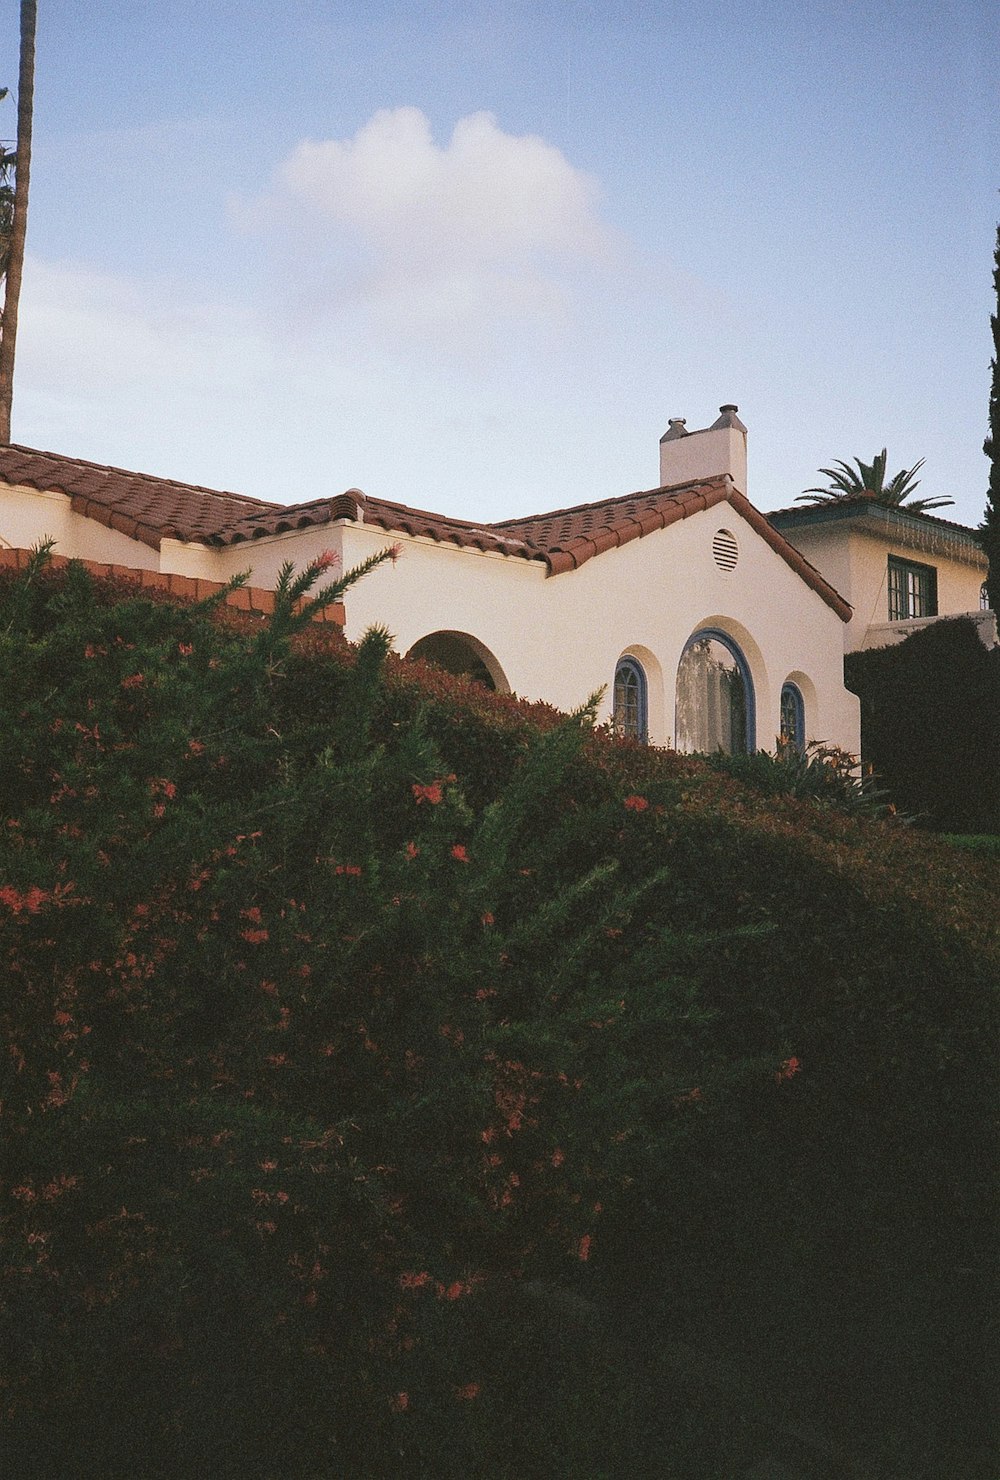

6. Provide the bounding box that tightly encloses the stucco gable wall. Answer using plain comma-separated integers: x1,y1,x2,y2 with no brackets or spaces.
340,508,860,755
0,483,159,570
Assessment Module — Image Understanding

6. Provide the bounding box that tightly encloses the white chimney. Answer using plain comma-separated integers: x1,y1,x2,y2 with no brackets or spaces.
659,404,747,494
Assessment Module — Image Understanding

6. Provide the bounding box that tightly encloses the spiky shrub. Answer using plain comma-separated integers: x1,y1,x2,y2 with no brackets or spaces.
705,737,890,814
0,550,745,1475
1,550,997,1477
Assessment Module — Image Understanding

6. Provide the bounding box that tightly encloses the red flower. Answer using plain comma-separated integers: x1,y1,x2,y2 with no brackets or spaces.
455,1383,480,1401
313,549,339,572
405,841,419,859
775,1056,802,1083
451,844,469,863
389,1391,409,1413
412,781,443,805
623,794,649,812
577,1234,592,1262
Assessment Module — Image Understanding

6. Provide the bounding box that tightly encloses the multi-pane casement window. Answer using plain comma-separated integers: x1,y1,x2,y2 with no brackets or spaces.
613,657,648,741
779,682,805,752
887,556,937,621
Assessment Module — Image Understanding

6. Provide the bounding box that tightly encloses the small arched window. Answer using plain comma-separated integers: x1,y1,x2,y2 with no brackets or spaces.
981,581,991,612
613,657,648,742
675,629,755,755
779,682,805,752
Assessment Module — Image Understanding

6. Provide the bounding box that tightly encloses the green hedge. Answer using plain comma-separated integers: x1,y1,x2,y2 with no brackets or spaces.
1,553,997,1477
845,617,1000,832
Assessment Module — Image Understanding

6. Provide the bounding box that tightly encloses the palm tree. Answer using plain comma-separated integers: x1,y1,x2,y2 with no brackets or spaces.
796,448,954,513
0,90,13,283
0,1,38,445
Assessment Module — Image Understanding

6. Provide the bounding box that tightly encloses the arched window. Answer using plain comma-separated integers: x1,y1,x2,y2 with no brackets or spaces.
613,657,648,742
675,629,755,754
779,682,805,752
981,581,991,612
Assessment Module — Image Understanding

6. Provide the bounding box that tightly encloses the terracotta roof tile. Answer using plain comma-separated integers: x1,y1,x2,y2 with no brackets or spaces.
0,445,851,619
0,443,272,551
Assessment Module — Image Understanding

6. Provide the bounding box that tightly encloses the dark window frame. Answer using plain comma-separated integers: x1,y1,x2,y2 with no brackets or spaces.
613,656,648,742
779,681,805,751
887,556,937,621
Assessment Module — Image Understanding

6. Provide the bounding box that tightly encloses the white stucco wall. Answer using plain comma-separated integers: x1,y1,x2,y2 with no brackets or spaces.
337,507,860,756
159,527,348,585
0,485,159,569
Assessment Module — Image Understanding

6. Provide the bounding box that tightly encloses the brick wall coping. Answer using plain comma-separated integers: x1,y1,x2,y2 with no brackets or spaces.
0,547,345,625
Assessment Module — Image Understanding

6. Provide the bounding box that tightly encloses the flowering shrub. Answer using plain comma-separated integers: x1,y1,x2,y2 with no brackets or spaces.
0,547,996,1476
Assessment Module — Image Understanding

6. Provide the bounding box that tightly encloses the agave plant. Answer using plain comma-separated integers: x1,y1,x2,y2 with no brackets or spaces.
797,448,954,512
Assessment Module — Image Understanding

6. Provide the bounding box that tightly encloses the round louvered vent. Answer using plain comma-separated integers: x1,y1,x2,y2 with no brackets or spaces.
712,528,739,571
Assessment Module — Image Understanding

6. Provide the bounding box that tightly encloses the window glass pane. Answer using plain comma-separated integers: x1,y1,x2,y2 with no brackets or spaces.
613,660,646,741
780,683,805,751
676,636,750,754
888,558,937,621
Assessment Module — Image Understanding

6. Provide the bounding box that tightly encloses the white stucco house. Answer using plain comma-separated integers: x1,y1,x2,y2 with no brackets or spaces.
0,406,866,757
1,406,985,759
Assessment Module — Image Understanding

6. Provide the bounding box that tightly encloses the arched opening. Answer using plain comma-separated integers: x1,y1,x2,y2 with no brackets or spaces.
613,656,648,742
675,628,755,754
406,631,509,693
779,681,806,752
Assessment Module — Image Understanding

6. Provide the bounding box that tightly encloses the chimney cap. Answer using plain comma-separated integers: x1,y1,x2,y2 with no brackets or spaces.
660,416,690,443
710,404,747,433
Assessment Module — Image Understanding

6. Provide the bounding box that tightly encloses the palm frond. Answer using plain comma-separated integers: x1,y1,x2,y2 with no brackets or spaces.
798,449,944,511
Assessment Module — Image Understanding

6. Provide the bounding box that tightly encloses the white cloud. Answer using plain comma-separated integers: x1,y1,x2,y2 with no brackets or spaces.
237,107,617,352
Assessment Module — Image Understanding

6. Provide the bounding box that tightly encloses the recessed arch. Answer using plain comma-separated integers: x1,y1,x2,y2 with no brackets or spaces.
675,627,756,754
406,630,510,693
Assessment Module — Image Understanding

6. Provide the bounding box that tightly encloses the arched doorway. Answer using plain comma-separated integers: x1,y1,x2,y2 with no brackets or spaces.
406,631,509,693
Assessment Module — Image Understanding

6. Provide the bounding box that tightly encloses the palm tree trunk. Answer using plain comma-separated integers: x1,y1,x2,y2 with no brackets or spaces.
0,1,37,445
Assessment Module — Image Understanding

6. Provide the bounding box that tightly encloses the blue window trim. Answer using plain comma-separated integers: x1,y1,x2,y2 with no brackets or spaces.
614,655,648,742
677,628,756,754
780,681,805,751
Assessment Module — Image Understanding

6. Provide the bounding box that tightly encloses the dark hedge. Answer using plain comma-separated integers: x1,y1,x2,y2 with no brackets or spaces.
845,616,1000,833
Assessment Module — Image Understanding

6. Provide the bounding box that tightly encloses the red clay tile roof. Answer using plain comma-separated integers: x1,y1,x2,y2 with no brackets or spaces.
0,444,851,620
0,444,272,549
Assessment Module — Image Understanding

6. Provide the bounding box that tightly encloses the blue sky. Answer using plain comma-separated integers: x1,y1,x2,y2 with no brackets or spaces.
1,0,997,525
